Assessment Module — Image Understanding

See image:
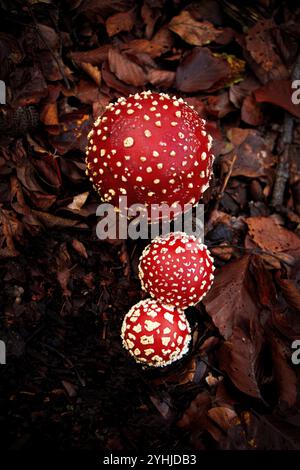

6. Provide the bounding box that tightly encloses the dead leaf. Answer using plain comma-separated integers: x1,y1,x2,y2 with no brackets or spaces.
67,192,89,211
276,277,300,312
57,267,71,297
224,128,275,179
69,46,109,65
40,102,59,126
147,68,175,88
178,391,211,428
32,210,88,229
219,325,263,398
176,47,244,93
0,208,23,257
106,9,135,37
169,11,222,46
203,256,260,340
78,62,101,86
246,216,300,261
208,406,238,432
71,239,88,259
108,48,147,87
254,80,300,119
244,19,289,84
270,333,297,408
241,95,264,126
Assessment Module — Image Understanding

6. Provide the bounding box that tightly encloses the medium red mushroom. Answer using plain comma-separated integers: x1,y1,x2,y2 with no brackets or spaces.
85,91,213,215
139,231,215,309
121,298,191,367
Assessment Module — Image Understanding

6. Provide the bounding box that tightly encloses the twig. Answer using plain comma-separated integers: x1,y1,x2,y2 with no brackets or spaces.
271,52,300,207
215,154,237,210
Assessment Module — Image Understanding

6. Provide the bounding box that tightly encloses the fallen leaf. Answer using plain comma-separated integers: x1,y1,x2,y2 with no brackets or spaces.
32,210,88,229
169,11,222,46
108,48,147,87
176,47,244,93
78,61,101,86
203,256,260,340
147,68,175,88
224,128,275,179
254,80,300,119
241,95,264,126
0,208,23,257
71,239,88,259
67,192,89,211
40,102,59,126
69,46,109,65
57,267,71,296
106,9,135,37
246,216,300,261
219,325,263,398
276,277,300,312
270,333,297,408
208,406,238,432
244,19,289,84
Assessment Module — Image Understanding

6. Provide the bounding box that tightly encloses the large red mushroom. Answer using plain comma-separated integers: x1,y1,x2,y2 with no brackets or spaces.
121,298,191,367
139,231,215,309
86,91,213,215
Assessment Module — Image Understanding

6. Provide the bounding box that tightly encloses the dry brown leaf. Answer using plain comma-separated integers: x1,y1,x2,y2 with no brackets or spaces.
246,216,300,259
276,278,300,312
147,68,175,88
106,9,135,37
169,11,222,46
57,267,71,297
78,62,101,86
40,102,59,126
71,239,88,259
254,80,300,119
69,46,109,65
245,20,289,84
208,406,238,432
32,210,88,229
224,128,275,179
270,333,297,408
67,192,89,211
241,95,263,126
0,209,23,257
203,256,260,340
176,48,244,93
219,326,263,398
108,48,147,87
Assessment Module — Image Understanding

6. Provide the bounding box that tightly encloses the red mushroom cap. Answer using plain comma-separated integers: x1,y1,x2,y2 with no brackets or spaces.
139,231,215,309
85,91,213,215
121,298,191,367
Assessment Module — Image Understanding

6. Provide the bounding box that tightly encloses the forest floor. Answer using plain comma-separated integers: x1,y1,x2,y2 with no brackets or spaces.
0,0,300,451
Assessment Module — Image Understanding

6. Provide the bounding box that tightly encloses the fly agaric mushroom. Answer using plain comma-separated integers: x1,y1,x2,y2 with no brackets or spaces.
139,231,215,309
85,91,213,215
121,298,191,367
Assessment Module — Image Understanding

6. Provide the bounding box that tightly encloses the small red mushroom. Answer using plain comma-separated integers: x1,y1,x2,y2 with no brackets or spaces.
85,91,213,215
121,298,191,367
139,231,215,309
